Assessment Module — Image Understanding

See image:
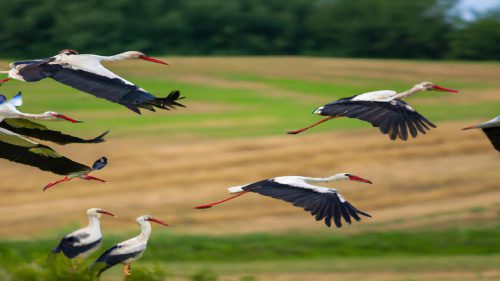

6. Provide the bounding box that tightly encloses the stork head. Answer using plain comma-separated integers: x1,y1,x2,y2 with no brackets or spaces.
87,208,116,218
43,111,82,123
333,173,373,184
58,49,79,56
416,82,458,93
121,51,169,65
137,215,169,227
463,116,500,130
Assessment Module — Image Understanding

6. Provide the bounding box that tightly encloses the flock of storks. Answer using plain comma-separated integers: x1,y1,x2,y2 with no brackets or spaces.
1,49,498,277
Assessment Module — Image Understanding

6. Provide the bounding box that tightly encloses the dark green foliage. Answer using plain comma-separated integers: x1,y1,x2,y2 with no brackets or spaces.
0,0,498,59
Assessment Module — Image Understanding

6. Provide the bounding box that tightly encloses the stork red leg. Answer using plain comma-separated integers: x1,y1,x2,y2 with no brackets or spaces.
81,174,108,183
43,176,71,191
287,116,336,134
124,264,132,276
194,191,249,209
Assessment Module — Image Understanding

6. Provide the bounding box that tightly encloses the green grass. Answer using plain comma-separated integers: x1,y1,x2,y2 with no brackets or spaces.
1,224,499,280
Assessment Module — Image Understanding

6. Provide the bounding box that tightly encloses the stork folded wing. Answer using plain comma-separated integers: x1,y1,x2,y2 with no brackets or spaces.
0,128,90,175
320,99,436,140
0,119,109,145
243,180,371,228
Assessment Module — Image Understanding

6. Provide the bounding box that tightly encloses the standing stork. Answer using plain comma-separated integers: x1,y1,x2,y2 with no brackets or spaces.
52,208,116,259
0,93,109,145
91,215,169,277
288,82,458,140
463,116,500,152
195,173,372,228
1,50,185,114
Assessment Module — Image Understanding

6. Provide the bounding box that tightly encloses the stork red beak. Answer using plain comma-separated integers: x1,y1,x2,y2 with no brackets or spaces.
431,85,459,93
348,175,373,184
0,78,11,84
147,217,169,227
97,210,116,217
51,113,82,123
462,124,479,130
139,55,169,65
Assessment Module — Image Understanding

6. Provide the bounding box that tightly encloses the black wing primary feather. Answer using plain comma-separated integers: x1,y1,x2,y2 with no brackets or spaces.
0,119,109,145
318,99,435,140
482,127,500,152
32,64,185,114
0,137,90,175
242,180,370,228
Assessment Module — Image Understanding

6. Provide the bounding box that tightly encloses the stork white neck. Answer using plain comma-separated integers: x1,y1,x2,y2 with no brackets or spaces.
87,214,101,234
138,220,152,241
392,84,427,100
99,52,142,62
303,174,346,183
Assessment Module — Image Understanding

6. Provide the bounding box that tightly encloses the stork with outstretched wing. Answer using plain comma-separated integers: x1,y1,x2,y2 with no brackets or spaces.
1,50,185,114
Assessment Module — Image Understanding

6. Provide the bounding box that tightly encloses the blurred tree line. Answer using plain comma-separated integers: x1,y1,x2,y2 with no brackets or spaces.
0,0,499,60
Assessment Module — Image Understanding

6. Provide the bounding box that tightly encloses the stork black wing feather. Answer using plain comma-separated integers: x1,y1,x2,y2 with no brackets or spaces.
482,127,500,152
0,140,90,175
319,99,435,140
14,58,54,82
0,119,109,145
35,64,185,114
242,180,370,228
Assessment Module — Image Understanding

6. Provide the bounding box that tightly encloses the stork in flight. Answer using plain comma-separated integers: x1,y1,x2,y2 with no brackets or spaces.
1,50,185,114
463,116,500,152
288,82,458,140
91,215,169,277
52,208,115,260
195,173,372,228
0,93,109,145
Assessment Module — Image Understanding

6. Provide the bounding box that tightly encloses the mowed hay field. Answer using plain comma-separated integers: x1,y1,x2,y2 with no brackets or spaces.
0,57,499,280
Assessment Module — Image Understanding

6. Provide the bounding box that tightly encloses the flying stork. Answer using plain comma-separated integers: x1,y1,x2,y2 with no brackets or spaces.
195,173,372,228
288,82,458,140
0,93,109,145
1,50,185,114
52,208,115,259
91,215,169,277
463,116,500,152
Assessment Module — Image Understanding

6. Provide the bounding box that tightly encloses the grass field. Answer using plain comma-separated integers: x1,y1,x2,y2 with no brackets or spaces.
0,57,499,280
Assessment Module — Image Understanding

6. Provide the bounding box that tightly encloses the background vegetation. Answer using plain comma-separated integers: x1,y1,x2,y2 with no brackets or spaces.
0,0,499,60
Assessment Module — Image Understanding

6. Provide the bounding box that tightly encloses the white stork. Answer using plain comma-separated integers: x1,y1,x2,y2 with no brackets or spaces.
51,208,115,259
1,49,185,114
195,173,372,228
0,92,81,123
288,82,458,140
463,116,500,152
91,215,169,277
0,93,109,145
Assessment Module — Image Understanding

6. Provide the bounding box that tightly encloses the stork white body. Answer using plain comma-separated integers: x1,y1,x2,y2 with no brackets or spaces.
52,208,115,259
92,215,168,277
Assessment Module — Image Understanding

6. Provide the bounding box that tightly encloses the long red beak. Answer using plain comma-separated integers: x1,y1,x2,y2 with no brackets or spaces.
431,85,459,93
147,217,169,227
97,210,116,217
51,113,82,123
0,78,11,84
462,124,479,130
139,55,169,65
348,175,373,184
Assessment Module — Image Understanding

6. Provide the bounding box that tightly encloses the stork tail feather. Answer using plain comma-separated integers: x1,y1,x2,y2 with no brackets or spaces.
148,90,186,110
